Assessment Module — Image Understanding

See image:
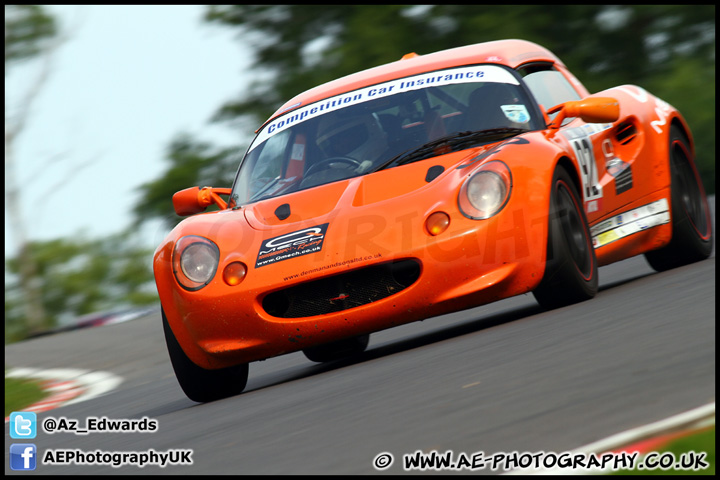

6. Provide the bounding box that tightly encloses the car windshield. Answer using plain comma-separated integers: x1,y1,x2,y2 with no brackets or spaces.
232,64,542,205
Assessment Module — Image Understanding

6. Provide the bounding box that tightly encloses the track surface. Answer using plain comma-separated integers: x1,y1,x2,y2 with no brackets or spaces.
5,199,715,475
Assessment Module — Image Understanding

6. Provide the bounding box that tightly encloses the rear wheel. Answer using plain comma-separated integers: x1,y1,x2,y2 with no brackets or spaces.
533,165,598,309
303,334,370,363
162,310,248,402
644,126,713,271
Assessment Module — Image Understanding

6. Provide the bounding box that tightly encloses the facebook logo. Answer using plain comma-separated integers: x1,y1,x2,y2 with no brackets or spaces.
10,411,37,439
10,444,37,471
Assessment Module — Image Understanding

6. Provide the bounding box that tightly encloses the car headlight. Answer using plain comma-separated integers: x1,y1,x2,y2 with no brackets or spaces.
172,235,220,291
458,160,512,219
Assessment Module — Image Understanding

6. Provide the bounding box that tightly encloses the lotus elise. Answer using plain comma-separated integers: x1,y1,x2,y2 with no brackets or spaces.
153,39,713,402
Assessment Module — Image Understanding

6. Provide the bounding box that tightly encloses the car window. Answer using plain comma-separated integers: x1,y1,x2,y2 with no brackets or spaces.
519,64,581,122
234,129,292,203
233,64,543,204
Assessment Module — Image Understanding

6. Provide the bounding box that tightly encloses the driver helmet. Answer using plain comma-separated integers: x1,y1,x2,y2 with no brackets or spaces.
316,112,388,162
467,83,527,130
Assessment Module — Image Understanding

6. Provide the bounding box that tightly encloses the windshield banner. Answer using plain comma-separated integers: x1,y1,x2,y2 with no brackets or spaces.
251,65,519,152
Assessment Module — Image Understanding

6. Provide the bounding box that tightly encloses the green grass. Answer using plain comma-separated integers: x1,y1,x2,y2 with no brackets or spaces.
612,426,715,475
4,374,48,417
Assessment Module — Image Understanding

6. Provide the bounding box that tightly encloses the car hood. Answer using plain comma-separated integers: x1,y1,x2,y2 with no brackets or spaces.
243,148,486,231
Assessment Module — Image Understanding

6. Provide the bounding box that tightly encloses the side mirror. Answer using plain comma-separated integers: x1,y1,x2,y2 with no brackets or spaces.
172,186,232,216
547,97,619,128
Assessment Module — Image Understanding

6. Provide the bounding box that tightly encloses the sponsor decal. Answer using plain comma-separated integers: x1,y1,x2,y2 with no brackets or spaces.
282,253,383,282
590,199,670,248
613,86,671,134
562,123,613,206
586,199,601,214
607,158,633,195
602,138,633,195
501,104,530,123
251,65,519,152
256,223,329,268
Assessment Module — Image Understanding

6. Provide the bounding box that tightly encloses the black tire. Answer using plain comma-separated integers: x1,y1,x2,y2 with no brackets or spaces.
533,165,598,309
644,126,713,271
162,310,248,402
303,334,370,363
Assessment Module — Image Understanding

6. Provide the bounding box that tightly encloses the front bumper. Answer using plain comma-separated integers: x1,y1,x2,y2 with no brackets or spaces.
155,197,549,369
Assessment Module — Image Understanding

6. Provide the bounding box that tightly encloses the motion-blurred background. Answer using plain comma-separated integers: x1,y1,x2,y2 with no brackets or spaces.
5,5,715,342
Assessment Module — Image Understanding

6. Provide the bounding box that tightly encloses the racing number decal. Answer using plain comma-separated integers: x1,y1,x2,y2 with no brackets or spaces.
563,124,611,210
569,136,601,201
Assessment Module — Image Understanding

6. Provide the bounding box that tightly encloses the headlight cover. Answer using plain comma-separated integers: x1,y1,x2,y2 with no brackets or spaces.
458,160,512,220
172,235,220,291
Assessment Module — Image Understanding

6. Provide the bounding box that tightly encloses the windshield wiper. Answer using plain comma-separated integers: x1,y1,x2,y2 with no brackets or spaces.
371,128,529,173
248,175,281,203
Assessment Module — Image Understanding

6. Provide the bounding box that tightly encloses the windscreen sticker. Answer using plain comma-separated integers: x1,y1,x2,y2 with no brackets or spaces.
256,223,329,268
590,199,669,248
251,65,520,152
501,104,530,123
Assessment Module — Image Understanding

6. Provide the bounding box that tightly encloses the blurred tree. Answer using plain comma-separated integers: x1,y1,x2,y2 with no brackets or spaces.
4,5,57,65
6,6,153,342
201,5,714,123
134,5,714,228
133,134,243,229
5,233,158,342
5,5,59,336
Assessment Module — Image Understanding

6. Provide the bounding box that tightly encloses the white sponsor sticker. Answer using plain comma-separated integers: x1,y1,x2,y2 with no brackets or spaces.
591,198,670,248
501,104,530,123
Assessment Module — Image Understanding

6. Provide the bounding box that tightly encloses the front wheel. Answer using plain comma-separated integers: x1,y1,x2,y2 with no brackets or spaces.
162,310,248,402
644,126,713,271
533,165,598,309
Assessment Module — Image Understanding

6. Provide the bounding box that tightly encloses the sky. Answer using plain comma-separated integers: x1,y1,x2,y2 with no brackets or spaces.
5,5,253,258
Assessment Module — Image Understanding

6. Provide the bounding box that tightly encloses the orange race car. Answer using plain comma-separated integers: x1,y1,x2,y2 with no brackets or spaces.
153,39,713,402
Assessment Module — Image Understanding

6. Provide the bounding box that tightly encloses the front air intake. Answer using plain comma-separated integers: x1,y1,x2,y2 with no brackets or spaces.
262,259,421,318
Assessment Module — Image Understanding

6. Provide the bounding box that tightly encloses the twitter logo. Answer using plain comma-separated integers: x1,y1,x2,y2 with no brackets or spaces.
10,412,37,439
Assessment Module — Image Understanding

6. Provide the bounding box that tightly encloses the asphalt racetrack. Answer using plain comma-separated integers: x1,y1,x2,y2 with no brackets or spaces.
5,198,715,475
